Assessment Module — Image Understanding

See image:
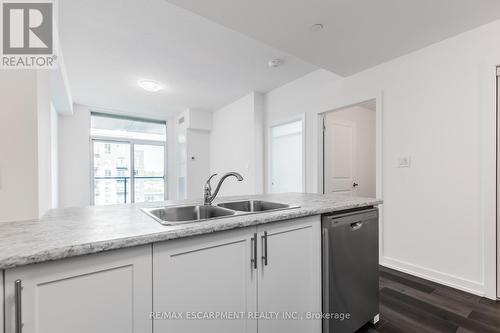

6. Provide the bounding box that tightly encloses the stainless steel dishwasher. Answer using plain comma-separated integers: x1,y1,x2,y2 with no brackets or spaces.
322,207,379,333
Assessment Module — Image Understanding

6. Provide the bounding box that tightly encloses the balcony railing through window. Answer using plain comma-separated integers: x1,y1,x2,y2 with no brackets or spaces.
90,113,167,206
93,176,165,204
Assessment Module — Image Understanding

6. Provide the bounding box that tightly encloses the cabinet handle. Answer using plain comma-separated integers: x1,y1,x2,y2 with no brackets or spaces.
15,279,22,333
251,233,257,269
261,231,268,266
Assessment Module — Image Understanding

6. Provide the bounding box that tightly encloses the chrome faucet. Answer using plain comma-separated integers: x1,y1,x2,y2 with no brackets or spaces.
204,172,244,205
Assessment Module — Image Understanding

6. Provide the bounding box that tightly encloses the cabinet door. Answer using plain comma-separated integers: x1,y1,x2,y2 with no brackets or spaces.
4,245,152,333
153,227,257,333
257,216,322,333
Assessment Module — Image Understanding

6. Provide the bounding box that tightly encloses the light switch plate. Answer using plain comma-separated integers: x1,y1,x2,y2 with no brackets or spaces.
398,156,411,168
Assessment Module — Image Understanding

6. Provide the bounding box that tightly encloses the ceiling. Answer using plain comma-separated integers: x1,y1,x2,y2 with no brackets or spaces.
59,0,316,118
164,0,500,76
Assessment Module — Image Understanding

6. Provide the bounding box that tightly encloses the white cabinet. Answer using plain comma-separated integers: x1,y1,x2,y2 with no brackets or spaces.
153,216,321,333
1,215,321,333
153,227,258,333
4,245,152,333
257,216,322,333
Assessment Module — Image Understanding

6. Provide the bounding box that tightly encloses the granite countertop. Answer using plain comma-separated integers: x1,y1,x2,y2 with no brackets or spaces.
0,193,382,270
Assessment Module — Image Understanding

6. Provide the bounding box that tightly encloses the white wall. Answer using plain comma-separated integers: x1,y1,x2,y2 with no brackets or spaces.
265,19,500,298
186,129,211,199
58,104,91,208
0,71,54,222
210,92,264,196
265,70,343,193
170,109,211,200
37,72,53,216
325,105,376,197
0,71,39,222
50,104,59,208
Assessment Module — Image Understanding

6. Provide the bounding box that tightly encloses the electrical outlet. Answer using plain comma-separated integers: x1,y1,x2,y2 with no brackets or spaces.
398,156,411,168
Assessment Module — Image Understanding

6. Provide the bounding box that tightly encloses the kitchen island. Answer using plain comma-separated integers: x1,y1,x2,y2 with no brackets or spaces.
0,193,382,333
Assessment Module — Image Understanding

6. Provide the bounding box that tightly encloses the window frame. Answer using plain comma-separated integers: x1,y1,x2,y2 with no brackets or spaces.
90,114,167,205
267,114,306,194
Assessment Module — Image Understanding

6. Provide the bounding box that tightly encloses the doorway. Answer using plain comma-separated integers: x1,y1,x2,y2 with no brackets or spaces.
268,117,305,193
323,100,376,197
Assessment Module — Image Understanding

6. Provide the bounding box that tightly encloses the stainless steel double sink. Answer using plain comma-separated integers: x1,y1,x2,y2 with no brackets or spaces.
143,200,299,226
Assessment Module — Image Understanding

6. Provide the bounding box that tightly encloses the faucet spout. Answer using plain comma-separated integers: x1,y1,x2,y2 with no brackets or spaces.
203,172,244,205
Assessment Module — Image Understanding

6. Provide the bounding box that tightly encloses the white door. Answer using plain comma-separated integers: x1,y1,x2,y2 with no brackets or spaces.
257,216,322,333
4,246,152,333
324,117,357,195
153,228,258,333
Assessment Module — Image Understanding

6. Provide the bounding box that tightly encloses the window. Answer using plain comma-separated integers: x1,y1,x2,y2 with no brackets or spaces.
91,112,166,141
91,113,167,205
133,144,165,203
269,119,304,193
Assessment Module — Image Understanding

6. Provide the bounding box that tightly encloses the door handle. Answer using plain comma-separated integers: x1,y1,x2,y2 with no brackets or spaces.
15,279,22,333
261,231,268,266
353,182,359,188
251,233,257,270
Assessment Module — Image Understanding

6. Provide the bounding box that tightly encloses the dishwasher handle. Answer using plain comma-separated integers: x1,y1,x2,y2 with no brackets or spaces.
323,208,378,227
350,222,363,231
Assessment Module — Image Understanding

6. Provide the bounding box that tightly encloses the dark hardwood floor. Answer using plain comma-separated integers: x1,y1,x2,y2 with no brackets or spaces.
356,266,500,333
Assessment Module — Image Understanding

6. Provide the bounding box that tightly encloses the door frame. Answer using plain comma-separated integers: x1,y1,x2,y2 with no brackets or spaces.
267,114,306,193
317,94,384,258
497,66,500,299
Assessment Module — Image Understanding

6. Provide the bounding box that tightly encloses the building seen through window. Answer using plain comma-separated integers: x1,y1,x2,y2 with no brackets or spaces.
91,113,166,205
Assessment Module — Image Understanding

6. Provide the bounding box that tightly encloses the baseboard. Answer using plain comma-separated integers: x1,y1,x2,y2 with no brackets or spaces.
380,256,485,297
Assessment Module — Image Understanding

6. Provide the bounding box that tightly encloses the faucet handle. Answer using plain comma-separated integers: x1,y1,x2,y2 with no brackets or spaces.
204,174,218,205
206,173,218,188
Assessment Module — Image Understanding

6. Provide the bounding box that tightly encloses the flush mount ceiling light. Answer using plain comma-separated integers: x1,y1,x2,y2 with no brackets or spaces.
268,58,284,68
309,23,324,32
137,80,163,92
